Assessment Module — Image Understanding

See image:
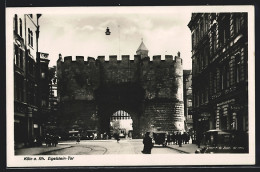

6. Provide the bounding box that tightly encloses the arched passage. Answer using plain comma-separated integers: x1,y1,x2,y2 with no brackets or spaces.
95,83,145,138
110,110,133,139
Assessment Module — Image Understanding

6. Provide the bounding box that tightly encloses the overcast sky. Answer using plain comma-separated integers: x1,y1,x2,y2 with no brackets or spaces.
37,7,192,69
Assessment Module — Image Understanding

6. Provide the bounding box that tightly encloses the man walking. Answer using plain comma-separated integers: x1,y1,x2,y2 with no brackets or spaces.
142,132,153,154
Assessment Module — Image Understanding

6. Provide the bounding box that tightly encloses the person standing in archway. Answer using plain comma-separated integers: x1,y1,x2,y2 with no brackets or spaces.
142,132,153,154
76,134,80,144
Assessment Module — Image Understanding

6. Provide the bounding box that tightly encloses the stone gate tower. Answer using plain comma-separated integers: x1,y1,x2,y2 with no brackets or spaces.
57,41,185,138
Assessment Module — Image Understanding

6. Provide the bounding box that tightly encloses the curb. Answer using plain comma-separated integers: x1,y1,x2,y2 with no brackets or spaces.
166,145,190,154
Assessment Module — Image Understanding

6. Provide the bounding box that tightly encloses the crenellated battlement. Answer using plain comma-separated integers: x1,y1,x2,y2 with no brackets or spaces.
58,52,182,65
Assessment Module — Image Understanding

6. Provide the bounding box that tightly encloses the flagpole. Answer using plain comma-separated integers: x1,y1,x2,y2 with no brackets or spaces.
118,25,121,58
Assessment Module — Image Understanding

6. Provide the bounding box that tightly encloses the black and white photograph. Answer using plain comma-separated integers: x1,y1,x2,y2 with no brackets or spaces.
6,6,255,166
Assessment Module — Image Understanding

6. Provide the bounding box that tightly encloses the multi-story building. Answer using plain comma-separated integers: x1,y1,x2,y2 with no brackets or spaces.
48,66,58,112
183,70,193,132
188,13,248,148
43,66,59,135
13,14,49,148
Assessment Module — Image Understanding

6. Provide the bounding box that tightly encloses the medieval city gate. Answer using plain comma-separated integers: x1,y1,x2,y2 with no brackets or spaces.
57,42,185,139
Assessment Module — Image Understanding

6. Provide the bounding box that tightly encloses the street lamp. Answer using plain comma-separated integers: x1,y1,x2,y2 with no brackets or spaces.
105,25,121,57
105,27,111,35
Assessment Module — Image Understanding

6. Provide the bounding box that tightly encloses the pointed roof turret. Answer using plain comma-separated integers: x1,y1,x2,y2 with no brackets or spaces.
137,40,148,51
136,38,149,59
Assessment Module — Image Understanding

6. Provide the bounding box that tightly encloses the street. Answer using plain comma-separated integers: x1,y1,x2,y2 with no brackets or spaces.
16,139,184,155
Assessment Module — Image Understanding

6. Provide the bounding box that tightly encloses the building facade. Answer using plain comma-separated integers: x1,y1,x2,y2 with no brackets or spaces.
57,41,185,138
13,14,49,147
188,13,248,148
183,70,193,132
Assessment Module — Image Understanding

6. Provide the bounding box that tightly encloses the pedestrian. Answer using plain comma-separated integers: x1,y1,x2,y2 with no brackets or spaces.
52,135,58,147
175,132,178,145
170,133,174,145
114,133,120,143
186,133,190,144
93,133,97,140
197,133,201,148
142,132,153,154
45,134,51,147
76,134,80,144
178,132,182,147
166,133,171,145
183,132,187,144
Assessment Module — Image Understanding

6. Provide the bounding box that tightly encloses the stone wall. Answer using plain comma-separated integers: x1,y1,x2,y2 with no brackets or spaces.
57,53,185,137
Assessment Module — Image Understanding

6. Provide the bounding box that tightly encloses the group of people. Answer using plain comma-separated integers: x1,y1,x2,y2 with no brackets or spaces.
166,132,191,147
142,131,192,154
45,134,59,147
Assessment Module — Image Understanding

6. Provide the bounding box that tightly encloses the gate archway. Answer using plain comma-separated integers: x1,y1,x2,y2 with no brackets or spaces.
96,83,144,138
110,110,133,139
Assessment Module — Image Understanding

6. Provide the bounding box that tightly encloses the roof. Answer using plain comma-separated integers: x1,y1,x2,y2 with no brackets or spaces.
136,41,148,52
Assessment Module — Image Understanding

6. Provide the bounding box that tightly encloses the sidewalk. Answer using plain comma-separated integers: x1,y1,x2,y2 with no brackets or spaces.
166,143,202,154
15,144,72,155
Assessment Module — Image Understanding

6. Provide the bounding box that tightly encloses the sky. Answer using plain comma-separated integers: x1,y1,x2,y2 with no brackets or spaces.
38,7,192,69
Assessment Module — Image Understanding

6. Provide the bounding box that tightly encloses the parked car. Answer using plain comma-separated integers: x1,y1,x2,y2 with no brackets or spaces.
153,132,167,147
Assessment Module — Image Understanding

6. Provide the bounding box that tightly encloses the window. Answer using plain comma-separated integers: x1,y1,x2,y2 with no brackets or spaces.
28,28,33,47
204,14,209,32
196,28,199,44
14,14,18,33
15,75,24,102
219,109,227,130
19,49,23,69
14,45,19,66
204,87,209,103
220,69,224,90
31,31,33,47
41,72,45,79
200,52,204,69
234,14,242,34
188,99,192,107
213,73,217,93
27,81,35,105
41,100,47,107
28,59,34,75
219,15,230,47
200,21,204,38
235,54,242,83
201,92,204,104
14,44,24,69
28,29,30,45
226,64,230,88
212,30,217,53
19,18,22,36
204,47,209,67
197,92,200,106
